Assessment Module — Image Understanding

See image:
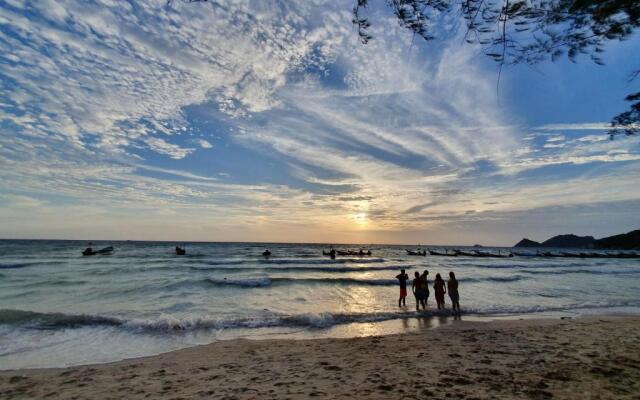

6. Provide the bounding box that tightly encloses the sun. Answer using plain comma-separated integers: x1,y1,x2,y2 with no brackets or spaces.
350,212,369,228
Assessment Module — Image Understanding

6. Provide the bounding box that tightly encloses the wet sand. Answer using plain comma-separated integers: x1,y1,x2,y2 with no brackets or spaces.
1,315,639,399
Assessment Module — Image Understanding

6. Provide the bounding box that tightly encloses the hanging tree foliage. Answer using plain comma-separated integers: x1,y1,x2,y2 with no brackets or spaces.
173,0,639,135
353,0,639,136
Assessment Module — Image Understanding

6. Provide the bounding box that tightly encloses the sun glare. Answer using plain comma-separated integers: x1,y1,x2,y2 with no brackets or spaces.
351,212,369,228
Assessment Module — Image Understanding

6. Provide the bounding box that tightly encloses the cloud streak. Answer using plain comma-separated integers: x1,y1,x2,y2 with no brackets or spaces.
1,0,639,243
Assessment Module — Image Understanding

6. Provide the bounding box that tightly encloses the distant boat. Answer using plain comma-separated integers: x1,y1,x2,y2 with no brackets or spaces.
335,249,371,256
512,251,537,257
476,250,513,258
537,251,565,257
472,250,495,258
455,250,477,257
579,252,608,258
406,249,426,256
455,249,512,257
82,246,113,256
175,246,186,255
428,249,457,257
262,250,272,258
611,251,640,259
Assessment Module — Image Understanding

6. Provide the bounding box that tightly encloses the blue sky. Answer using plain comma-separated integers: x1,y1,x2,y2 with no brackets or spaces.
0,0,639,245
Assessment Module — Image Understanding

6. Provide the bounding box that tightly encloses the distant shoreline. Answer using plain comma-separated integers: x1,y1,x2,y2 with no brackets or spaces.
2,315,638,399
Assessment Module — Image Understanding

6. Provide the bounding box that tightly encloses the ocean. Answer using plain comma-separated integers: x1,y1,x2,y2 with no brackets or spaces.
1,240,639,369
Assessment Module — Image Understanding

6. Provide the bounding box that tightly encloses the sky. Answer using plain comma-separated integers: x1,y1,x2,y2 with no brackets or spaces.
0,0,639,246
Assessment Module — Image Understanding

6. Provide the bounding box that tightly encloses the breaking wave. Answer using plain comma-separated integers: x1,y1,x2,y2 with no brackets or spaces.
4,300,640,333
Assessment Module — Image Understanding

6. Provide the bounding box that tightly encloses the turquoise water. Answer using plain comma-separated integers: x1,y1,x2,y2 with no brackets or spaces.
1,240,639,369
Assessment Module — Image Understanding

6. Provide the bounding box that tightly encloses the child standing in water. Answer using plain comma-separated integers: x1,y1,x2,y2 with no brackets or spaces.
396,269,409,307
434,273,446,310
448,271,460,314
412,272,426,311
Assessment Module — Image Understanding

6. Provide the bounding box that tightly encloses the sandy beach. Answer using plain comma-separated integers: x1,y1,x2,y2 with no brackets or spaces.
1,315,638,399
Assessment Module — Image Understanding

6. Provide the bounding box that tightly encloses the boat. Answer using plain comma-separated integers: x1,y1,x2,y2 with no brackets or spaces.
455,249,512,257
175,246,186,255
428,249,457,257
537,251,565,257
455,250,478,257
512,251,537,257
335,249,372,256
611,251,640,258
96,246,113,255
406,249,426,256
262,250,272,258
476,250,513,258
472,250,495,258
82,246,113,256
579,252,609,258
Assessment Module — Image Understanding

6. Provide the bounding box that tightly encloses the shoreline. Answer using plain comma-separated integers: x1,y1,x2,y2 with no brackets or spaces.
3,307,638,371
2,315,639,399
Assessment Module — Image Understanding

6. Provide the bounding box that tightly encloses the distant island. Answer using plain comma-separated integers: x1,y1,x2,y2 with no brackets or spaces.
514,230,640,250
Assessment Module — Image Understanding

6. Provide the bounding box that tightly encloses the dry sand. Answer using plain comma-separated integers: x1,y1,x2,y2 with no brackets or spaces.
1,315,639,399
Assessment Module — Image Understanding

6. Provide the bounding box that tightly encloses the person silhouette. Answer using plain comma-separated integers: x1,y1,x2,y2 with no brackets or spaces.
448,271,460,314
434,273,446,310
412,271,426,311
420,270,430,307
396,269,409,307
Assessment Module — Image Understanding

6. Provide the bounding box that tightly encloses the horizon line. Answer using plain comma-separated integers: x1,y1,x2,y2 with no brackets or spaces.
0,237,511,248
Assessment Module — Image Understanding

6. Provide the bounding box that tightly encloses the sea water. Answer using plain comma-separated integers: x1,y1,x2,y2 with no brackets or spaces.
1,240,639,369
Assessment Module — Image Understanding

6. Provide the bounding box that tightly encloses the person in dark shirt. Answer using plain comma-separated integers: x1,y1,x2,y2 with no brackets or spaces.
412,272,426,311
420,270,430,307
396,269,409,307
434,273,446,310
448,271,460,314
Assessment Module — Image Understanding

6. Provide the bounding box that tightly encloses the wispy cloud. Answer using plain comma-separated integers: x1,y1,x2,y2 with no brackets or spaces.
535,122,612,131
1,0,639,243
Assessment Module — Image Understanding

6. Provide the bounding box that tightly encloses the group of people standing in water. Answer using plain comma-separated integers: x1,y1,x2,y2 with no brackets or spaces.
395,269,461,314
